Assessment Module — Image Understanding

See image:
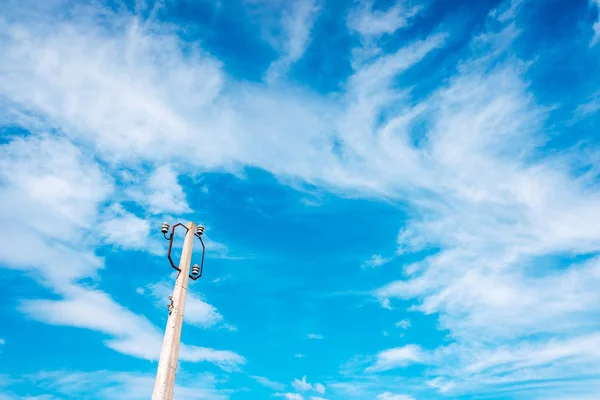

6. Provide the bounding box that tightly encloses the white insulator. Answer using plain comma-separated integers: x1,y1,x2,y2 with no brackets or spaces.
196,225,205,236
192,264,200,275
161,222,170,234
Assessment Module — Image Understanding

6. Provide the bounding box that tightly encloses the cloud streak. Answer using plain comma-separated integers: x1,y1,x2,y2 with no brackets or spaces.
591,0,600,47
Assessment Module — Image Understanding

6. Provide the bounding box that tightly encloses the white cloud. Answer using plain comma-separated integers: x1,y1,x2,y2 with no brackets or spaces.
263,0,320,82
291,376,325,394
348,0,422,37
492,0,526,23
252,376,286,391
129,165,191,215
314,383,325,395
0,133,110,288
294,353,305,358
19,286,164,360
591,0,600,47
307,333,324,340
395,319,411,330
427,332,600,394
361,254,391,268
366,345,425,372
98,204,150,250
19,286,244,370
380,298,392,310
0,134,110,233
0,9,225,164
328,376,422,399
291,376,313,392
179,345,245,371
376,393,415,400
574,91,600,118
275,393,304,400
364,5,600,397
0,0,444,197
24,370,230,400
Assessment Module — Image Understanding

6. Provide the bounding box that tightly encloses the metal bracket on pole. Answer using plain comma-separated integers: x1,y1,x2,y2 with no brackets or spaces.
165,223,189,272
189,235,205,281
161,221,206,278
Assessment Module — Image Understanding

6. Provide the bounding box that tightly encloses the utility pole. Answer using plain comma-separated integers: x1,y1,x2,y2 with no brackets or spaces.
152,221,206,400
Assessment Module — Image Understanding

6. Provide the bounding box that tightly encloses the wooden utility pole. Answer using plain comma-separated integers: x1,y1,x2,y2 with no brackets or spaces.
152,221,196,400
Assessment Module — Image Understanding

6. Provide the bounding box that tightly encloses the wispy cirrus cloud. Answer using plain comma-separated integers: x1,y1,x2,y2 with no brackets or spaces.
366,345,425,372
347,0,422,38
0,0,599,399
575,90,600,119
307,333,324,340
590,0,600,46
263,0,321,83
0,0,445,197
395,319,410,330
19,284,245,371
291,376,325,394
128,165,191,215
98,203,150,250
18,370,232,400
0,133,110,287
362,4,600,397
361,254,392,268
251,375,286,391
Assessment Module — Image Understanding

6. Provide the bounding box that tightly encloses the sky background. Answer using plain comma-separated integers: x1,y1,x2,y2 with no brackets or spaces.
0,0,600,399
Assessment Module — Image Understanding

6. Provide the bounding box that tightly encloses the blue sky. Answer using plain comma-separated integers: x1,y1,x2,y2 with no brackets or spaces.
0,0,600,399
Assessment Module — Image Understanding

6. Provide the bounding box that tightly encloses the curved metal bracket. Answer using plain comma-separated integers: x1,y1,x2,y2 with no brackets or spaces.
167,223,189,272
189,235,205,280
